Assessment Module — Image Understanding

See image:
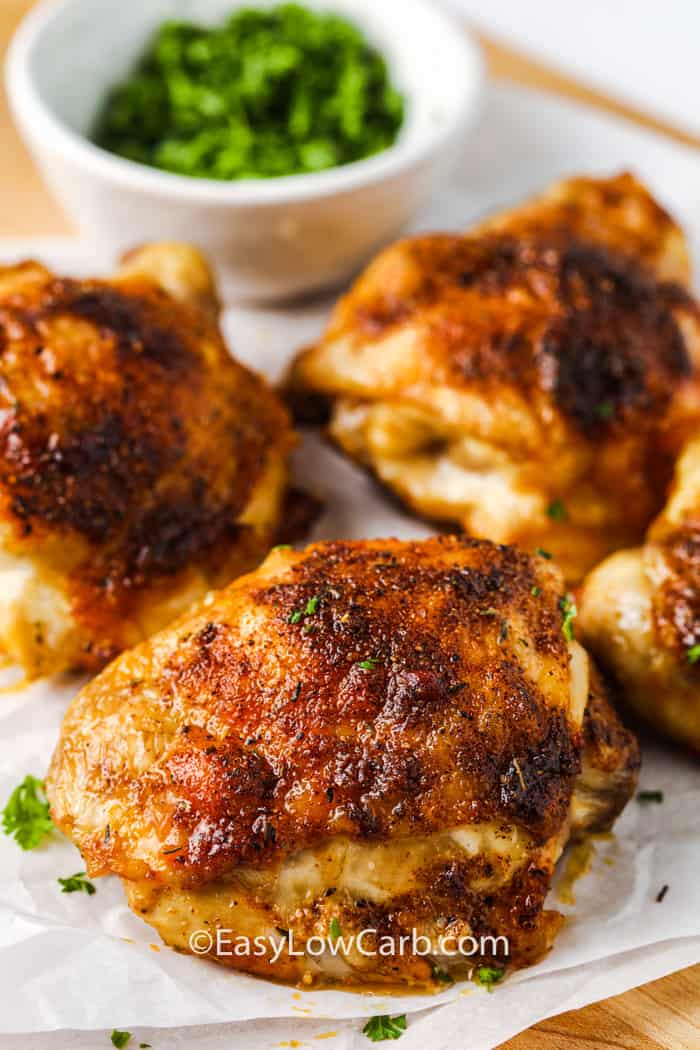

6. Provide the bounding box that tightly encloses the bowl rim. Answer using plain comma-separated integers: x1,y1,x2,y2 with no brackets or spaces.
6,0,484,206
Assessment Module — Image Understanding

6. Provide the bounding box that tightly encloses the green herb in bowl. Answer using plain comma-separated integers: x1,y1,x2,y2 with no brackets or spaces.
94,3,405,180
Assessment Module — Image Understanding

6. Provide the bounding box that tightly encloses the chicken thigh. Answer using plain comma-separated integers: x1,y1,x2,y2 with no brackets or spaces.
580,434,700,751
0,245,295,677
287,173,700,582
48,536,638,989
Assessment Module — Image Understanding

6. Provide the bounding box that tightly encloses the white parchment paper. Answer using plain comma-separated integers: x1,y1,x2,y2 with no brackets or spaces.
1,83,699,1048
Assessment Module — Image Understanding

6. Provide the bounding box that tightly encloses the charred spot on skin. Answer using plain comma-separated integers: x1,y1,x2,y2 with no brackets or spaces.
499,710,582,829
449,566,504,602
544,244,691,435
378,670,452,728
198,622,219,647
43,281,194,371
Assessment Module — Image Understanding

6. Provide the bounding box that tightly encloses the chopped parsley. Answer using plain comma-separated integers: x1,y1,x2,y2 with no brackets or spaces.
596,400,614,421
530,586,541,597
110,1033,131,1049
546,499,568,522
329,916,342,942
535,547,553,560
475,965,504,991
58,871,96,896
94,7,405,181
2,775,53,850
357,657,381,670
289,593,323,626
560,594,577,642
362,1014,407,1041
687,644,700,664
637,790,664,804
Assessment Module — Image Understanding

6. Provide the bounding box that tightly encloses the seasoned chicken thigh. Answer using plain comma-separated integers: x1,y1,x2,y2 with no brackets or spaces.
287,174,700,581
580,435,700,751
48,537,638,989
0,245,295,677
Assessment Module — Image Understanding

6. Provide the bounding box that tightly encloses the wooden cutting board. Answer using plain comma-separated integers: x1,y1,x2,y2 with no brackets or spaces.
1,2,699,1046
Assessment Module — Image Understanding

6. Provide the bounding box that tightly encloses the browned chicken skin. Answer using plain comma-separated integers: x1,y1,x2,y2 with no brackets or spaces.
48,537,638,989
581,435,700,752
287,173,700,582
0,245,295,677
572,663,640,836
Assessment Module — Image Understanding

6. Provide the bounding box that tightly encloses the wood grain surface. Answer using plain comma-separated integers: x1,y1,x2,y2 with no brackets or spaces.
1,2,699,1047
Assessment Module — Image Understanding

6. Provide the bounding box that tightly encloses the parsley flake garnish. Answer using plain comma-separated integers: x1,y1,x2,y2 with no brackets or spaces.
535,547,553,560
289,593,323,626
110,1032,131,1049
687,644,700,664
637,790,664,804
596,400,614,421
58,871,96,896
475,965,504,991
546,499,568,522
530,586,541,596
357,658,381,670
2,775,53,850
560,594,577,642
329,917,342,942
363,1014,407,1041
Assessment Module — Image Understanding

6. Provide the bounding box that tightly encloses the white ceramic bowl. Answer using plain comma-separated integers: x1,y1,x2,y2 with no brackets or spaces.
6,0,482,302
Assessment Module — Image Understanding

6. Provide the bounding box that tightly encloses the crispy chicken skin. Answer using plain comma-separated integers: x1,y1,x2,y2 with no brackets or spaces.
0,244,295,677
471,172,691,284
47,537,637,989
571,664,640,836
580,435,700,752
287,173,700,582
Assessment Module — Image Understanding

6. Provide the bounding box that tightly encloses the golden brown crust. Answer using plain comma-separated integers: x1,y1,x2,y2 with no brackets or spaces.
641,435,700,666
473,172,691,284
578,432,700,753
0,260,294,669
47,536,583,888
649,522,700,659
318,234,695,440
48,537,643,986
286,174,700,583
